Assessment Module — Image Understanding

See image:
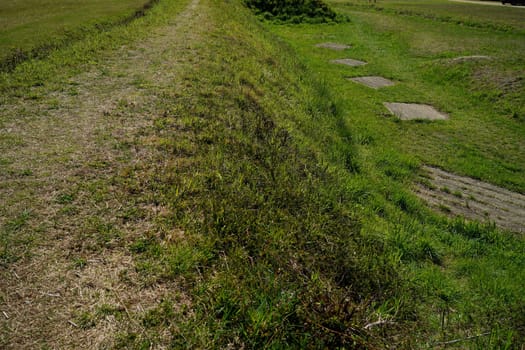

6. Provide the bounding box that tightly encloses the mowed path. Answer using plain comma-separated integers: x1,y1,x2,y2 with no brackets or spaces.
0,0,208,347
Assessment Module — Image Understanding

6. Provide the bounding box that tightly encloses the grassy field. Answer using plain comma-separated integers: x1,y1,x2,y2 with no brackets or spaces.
1,0,524,348
269,0,525,346
330,0,525,31
0,0,150,67
274,0,525,193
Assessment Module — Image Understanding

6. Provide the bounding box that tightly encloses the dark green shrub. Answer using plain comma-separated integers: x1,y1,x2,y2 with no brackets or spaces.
243,0,341,23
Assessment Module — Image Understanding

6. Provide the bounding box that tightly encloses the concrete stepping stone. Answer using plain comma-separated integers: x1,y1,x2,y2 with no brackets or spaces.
450,55,491,63
349,76,395,89
316,42,351,51
330,58,367,67
383,102,449,121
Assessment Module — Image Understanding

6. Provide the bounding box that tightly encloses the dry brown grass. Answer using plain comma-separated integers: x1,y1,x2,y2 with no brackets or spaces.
472,64,524,96
0,0,211,347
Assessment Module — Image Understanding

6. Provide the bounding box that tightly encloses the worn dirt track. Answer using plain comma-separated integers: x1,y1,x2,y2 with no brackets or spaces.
0,0,207,348
415,166,525,233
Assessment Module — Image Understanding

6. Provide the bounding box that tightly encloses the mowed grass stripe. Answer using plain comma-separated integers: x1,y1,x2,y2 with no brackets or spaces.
0,0,201,347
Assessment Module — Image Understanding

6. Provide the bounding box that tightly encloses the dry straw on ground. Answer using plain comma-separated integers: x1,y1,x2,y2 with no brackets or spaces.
0,0,206,347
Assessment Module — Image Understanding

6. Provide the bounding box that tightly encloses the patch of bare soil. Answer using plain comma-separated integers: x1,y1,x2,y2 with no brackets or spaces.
0,0,207,348
330,58,367,67
315,42,351,50
383,103,449,121
414,166,525,233
471,65,523,95
349,76,395,89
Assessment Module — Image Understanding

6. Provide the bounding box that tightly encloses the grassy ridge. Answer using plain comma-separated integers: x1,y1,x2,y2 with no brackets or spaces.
123,1,410,347
1,0,407,346
123,0,524,347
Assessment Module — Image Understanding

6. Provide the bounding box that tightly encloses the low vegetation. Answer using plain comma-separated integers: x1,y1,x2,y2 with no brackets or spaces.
272,0,524,346
0,0,153,71
329,0,525,32
243,0,341,22
1,0,524,348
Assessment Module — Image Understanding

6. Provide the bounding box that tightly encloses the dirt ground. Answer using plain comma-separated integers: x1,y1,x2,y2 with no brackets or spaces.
0,0,208,347
414,166,525,233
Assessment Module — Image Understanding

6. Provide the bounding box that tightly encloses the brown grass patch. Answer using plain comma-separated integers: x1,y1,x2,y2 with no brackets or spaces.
0,0,210,347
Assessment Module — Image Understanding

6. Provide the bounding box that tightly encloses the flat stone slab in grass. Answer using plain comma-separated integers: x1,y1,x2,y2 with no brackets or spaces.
415,166,525,233
450,55,491,63
383,103,449,121
349,76,395,89
330,58,367,67
316,42,351,50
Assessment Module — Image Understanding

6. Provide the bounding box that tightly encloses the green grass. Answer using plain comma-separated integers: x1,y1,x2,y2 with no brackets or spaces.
330,0,525,32
119,3,407,344
1,0,524,347
273,1,525,193
0,0,150,67
268,0,525,346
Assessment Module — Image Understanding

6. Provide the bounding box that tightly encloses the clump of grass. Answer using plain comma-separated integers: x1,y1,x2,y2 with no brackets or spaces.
0,210,33,264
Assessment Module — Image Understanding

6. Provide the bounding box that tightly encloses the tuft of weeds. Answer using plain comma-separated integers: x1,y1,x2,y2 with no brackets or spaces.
72,257,88,269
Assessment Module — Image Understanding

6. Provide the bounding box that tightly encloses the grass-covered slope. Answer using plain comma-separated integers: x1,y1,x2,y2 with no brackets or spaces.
126,1,408,348
270,0,525,347
1,0,405,347
120,0,525,347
